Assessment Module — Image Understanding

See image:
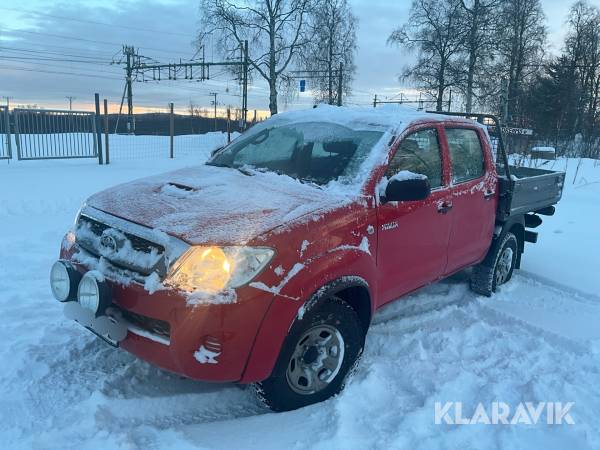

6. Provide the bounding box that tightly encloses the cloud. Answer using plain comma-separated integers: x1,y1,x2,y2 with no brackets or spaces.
0,0,575,112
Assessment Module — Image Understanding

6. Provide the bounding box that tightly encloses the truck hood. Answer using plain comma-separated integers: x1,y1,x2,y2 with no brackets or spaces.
86,165,341,245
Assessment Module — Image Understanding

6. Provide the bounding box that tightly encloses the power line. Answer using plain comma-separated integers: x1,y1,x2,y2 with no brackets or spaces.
0,45,114,61
1,59,124,76
0,40,117,58
0,64,122,80
0,6,194,37
0,28,195,57
0,55,112,65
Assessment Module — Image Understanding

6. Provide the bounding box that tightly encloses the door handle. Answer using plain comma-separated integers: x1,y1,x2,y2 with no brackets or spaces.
484,190,495,200
437,201,453,214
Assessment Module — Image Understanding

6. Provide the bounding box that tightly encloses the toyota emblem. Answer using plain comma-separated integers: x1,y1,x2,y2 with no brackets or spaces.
100,234,118,253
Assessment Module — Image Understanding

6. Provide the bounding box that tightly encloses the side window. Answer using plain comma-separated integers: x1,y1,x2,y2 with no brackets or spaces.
446,128,485,184
387,128,443,189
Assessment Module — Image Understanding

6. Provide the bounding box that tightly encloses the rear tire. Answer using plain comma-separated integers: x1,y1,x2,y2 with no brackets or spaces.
255,296,364,412
470,232,518,297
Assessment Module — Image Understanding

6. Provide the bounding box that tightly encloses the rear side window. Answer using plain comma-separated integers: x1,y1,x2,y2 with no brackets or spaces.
446,128,485,184
387,129,443,189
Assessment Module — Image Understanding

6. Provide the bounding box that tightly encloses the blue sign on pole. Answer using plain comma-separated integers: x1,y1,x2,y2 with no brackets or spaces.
299,80,306,92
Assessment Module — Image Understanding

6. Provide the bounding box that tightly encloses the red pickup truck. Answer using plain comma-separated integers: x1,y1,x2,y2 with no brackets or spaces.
50,107,564,411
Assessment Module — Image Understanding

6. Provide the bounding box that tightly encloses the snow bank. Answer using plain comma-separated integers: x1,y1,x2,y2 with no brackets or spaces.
1,130,599,449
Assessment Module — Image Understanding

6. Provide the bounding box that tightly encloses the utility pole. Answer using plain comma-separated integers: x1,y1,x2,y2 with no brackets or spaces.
66,96,76,111
210,92,218,132
121,45,136,133
2,96,13,109
117,43,249,131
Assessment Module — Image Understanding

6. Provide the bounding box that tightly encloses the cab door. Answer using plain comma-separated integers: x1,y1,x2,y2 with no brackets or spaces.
376,126,453,304
443,126,497,274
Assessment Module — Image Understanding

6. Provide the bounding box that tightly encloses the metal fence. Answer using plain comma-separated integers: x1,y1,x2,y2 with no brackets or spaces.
14,109,98,160
106,132,234,161
0,106,11,159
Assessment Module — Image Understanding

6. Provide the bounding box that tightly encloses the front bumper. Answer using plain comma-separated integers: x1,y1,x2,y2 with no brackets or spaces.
57,245,275,383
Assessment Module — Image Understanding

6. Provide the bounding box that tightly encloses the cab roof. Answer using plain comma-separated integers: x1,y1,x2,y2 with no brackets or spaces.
267,104,478,134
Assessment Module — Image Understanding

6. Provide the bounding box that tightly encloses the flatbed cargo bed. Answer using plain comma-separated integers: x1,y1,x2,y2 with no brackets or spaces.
503,166,565,217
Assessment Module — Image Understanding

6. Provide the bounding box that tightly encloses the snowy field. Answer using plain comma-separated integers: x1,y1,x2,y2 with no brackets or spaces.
1,139,599,449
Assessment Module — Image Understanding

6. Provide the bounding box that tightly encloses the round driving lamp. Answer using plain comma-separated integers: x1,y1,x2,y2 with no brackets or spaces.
50,260,81,302
77,272,112,316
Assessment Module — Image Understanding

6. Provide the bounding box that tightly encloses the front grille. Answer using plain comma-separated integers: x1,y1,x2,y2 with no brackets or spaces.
76,214,166,276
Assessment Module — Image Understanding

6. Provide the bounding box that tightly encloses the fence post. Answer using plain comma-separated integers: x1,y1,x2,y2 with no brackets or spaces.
5,107,12,159
227,107,231,144
94,93,103,165
169,102,174,159
103,99,110,165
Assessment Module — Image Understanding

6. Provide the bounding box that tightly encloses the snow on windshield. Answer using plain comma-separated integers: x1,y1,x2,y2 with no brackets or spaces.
209,121,384,186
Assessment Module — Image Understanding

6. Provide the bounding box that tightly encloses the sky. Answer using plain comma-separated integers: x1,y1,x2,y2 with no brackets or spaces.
0,0,580,115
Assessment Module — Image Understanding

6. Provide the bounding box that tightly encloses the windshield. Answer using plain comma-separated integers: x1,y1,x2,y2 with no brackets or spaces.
207,122,384,186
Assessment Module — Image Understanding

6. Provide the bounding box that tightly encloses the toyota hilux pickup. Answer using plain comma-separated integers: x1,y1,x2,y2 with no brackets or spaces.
50,106,565,411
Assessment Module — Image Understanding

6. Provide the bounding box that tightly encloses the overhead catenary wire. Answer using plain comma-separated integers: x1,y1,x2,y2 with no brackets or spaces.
0,55,113,65
0,64,123,80
0,59,125,77
0,45,115,61
0,28,196,58
0,6,193,38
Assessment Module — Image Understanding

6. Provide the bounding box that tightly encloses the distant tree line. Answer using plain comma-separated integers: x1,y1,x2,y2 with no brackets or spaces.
5,112,249,136
391,0,600,157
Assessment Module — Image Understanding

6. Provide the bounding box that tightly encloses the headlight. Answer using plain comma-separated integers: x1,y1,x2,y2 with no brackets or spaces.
166,246,274,293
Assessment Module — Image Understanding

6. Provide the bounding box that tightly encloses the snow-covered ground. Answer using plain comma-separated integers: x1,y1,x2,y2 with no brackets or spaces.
1,141,599,449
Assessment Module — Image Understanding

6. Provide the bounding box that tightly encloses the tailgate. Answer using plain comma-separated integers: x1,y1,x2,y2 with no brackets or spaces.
509,166,565,216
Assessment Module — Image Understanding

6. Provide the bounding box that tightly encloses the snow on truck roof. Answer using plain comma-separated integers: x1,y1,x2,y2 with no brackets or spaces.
264,104,476,134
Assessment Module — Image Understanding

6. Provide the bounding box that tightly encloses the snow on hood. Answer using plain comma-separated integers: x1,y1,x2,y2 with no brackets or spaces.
86,164,344,245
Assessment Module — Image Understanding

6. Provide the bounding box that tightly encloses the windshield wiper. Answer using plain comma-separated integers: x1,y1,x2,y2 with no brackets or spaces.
236,166,255,176
298,178,324,189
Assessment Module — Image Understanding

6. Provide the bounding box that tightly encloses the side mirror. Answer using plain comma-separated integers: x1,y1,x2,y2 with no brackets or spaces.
382,175,431,203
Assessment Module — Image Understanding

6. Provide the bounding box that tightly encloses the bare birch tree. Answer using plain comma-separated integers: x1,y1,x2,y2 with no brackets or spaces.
495,0,546,123
388,0,466,111
299,0,357,105
458,0,499,112
197,0,311,115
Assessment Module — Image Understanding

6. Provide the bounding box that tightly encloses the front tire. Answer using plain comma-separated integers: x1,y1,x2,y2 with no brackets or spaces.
256,296,364,412
470,232,518,297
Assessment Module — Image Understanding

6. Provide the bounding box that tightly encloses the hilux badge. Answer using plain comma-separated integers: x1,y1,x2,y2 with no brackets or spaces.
382,221,399,231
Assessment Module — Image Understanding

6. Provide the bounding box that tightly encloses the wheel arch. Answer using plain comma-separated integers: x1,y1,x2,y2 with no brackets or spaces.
240,265,375,384
303,276,372,335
